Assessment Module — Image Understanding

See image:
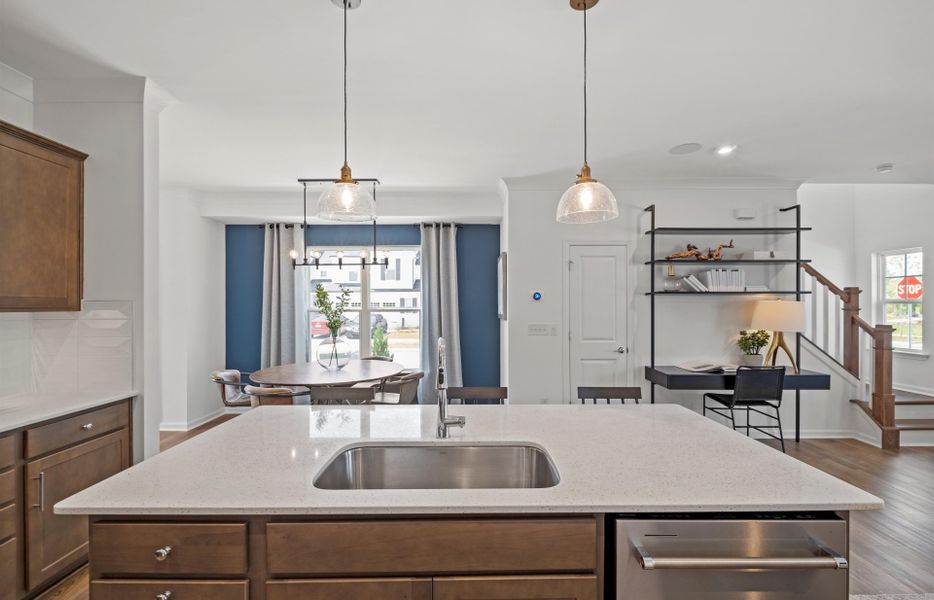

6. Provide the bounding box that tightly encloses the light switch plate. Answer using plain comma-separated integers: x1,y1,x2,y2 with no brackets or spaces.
528,324,549,336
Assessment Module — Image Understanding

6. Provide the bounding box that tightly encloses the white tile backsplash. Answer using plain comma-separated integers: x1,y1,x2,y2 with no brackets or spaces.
0,300,134,398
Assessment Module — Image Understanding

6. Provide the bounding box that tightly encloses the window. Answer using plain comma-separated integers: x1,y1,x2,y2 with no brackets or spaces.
880,249,923,351
303,247,422,368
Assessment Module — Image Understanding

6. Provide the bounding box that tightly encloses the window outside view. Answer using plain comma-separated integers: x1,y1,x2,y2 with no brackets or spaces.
305,247,421,368
881,249,923,351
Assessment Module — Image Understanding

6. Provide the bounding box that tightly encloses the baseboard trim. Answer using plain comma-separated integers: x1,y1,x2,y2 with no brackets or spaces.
160,408,226,432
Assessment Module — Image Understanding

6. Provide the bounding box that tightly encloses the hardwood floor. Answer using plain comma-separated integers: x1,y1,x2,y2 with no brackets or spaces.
41,415,934,598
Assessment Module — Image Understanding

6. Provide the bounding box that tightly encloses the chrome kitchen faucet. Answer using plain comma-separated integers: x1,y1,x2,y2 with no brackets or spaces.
436,337,465,438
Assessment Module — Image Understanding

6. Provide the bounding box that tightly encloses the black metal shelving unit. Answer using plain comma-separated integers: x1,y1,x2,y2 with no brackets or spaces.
643,205,808,441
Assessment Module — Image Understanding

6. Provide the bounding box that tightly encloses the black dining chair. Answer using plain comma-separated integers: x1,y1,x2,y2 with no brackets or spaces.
576,387,642,404
446,387,508,405
703,366,787,452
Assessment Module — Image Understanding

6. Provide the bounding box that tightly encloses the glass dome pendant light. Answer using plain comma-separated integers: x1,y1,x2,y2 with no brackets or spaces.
556,0,619,224
317,0,375,222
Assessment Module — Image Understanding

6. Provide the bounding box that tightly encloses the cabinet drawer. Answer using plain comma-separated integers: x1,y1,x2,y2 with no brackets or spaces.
91,579,249,600
266,518,597,576
267,578,431,600
433,575,598,600
0,503,14,541
0,537,16,600
0,435,12,470
91,522,248,576
0,469,13,505
25,401,129,459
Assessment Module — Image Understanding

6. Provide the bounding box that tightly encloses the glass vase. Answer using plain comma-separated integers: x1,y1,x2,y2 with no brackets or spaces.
316,334,351,370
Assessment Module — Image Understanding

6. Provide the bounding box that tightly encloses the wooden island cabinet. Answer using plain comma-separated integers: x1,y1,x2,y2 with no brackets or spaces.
86,515,604,600
0,398,132,600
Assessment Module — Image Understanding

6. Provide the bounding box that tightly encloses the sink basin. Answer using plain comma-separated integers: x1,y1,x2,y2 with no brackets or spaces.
314,444,560,490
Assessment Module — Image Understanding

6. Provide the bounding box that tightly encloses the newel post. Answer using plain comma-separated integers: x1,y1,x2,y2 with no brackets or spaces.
842,287,861,377
871,324,898,449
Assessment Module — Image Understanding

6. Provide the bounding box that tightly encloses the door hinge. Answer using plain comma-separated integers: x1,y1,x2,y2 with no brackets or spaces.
568,260,573,270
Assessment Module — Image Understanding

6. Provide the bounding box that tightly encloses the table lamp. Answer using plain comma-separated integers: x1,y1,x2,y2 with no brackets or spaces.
751,300,807,373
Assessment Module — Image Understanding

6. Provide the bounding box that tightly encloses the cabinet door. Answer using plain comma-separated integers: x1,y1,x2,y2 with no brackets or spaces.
433,576,598,600
267,578,431,600
0,122,86,311
25,429,129,590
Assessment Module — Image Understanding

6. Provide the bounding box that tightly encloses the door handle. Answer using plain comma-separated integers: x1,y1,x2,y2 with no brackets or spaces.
634,543,848,570
615,346,628,354
32,472,45,512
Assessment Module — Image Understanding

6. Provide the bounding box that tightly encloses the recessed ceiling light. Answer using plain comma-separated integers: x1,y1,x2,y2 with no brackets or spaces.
715,144,737,156
669,142,703,155
876,163,895,174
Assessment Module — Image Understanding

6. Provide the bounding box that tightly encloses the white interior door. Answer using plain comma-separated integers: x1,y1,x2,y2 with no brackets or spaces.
568,244,629,399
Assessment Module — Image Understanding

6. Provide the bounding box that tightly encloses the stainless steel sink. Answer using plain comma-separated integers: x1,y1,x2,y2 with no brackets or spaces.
314,444,560,490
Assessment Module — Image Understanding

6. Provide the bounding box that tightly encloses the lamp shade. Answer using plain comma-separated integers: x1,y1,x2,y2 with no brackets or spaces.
751,300,806,332
556,180,619,224
317,181,375,222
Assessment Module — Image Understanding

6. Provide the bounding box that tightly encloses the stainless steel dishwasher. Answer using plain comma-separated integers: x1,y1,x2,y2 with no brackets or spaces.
616,516,849,599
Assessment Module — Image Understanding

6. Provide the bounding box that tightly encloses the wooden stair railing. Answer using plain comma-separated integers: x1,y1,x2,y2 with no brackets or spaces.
799,264,898,449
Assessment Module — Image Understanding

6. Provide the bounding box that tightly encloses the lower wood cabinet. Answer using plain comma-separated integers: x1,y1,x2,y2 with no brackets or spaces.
90,579,249,600
0,537,17,600
433,575,598,600
266,578,431,600
25,429,130,590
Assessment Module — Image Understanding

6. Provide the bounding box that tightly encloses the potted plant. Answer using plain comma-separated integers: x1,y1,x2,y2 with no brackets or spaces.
314,283,352,369
737,329,770,366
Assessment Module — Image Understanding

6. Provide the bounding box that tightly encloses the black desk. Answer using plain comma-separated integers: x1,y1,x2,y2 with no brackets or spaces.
645,366,831,441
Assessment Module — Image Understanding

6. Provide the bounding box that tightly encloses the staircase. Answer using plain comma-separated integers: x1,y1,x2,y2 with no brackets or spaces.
799,263,933,449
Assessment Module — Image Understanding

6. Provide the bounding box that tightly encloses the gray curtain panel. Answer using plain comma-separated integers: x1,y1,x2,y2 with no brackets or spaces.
261,225,304,368
420,223,463,404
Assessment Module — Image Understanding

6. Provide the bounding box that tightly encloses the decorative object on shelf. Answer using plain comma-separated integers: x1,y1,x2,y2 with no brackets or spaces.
698,240,735,261
737,329,771,366
665,244,702,260
313,283,352,370
497,252,508,319
556,0,619,224
663,265,686,292
751,300,807,373
311,0,376,222
289,182,389,270
745,250,794,260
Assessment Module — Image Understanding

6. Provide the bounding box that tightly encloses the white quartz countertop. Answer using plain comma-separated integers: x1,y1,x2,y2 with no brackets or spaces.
0,390,138,434
56,404,882,516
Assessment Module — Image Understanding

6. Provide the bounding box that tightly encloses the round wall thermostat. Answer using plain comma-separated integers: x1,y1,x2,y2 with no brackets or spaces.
532,292,542,301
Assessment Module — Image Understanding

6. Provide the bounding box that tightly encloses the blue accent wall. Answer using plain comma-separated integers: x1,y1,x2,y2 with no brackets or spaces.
224,224,500,387
455,225,501,387
225,225,265,373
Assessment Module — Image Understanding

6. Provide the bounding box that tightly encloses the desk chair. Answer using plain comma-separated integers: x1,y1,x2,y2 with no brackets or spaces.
703,366,786,452
576,387,642,404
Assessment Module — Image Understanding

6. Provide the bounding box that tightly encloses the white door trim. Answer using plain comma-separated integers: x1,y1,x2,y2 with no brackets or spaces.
562,241,630,403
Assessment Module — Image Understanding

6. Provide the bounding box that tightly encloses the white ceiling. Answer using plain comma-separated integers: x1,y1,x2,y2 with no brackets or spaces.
1,0,932,192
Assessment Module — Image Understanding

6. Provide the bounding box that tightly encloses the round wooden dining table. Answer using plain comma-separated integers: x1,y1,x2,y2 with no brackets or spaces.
250,360,405,387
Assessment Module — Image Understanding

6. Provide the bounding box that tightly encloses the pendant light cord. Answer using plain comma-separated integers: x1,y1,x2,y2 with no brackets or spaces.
343,0,348,166
583,3,588,166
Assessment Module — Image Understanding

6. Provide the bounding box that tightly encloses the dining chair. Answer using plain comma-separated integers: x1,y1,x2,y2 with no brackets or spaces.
243,385,310,407
372,370,425,405
576,387,642,404
703,366,787,452
446,386,508,405
210,370,252,408
308,387,376,405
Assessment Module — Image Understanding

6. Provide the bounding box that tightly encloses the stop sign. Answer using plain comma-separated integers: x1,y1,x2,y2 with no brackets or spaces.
897,276,923,300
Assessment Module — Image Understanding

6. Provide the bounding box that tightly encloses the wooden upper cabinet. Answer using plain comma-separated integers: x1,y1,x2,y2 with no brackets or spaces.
0,119,87,311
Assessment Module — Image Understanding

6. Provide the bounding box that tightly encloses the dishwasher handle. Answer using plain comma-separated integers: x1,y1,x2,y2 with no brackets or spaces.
634,544,848,571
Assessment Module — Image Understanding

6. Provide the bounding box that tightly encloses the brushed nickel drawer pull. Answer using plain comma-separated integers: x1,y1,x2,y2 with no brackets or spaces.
81,423,95,431
156,592,173,600
154,546,173,561
32,472,45,511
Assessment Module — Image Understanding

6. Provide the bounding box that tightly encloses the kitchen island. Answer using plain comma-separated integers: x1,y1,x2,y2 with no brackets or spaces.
57,404,882,600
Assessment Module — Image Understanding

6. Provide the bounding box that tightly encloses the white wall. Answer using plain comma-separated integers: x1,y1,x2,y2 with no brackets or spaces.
801,183,934,395
0,61,32,129
159,189,226,430
32,77,157,457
